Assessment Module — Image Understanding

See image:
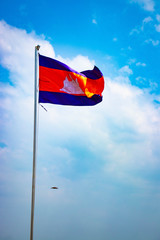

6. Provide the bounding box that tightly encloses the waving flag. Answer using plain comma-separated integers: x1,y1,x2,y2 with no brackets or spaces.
39,54,104,106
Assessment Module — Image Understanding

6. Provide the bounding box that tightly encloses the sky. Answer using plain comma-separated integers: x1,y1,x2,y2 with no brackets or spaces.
0,0,160,240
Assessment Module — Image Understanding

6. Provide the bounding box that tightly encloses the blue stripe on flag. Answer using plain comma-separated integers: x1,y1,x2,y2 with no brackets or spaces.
39,91,102,106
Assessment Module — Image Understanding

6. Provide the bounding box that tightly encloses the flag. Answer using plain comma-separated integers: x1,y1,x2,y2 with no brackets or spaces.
39,54,104,106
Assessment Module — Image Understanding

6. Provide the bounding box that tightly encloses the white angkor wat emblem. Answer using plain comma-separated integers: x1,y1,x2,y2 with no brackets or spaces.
60,74,84,95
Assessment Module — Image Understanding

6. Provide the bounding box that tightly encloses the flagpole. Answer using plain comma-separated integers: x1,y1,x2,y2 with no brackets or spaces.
30,45,40,240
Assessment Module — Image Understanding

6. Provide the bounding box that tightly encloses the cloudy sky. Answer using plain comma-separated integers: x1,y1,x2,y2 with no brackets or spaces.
0,0,160,240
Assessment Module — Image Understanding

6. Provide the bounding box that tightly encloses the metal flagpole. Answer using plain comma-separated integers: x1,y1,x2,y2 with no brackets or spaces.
30,45,40,240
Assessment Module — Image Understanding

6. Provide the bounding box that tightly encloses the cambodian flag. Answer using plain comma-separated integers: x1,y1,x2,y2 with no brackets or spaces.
39,54,104,106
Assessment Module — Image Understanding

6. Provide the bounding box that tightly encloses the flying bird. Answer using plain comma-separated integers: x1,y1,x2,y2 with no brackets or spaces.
51,187,58,189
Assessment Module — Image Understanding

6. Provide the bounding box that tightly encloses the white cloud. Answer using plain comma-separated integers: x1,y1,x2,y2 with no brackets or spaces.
155,24,160,32
141,16,153,30
102,79,160,169
128,58,137,64
119,65,133,75
113,37,118,42
111,65,134,84
92,19,97,25
1,20,160,183
154,14,160,32
0,20,55,95
130,16,153,34
130,0,155,11
143,16,153,23
136,76,146,83
136,62,146,67
156,14,160,22
56,55,95,72
128,59,146,67
145,38,159,46
0,20,160,240
130,28,140,35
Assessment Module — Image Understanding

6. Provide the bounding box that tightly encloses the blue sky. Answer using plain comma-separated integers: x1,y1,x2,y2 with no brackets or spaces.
0,0,160,240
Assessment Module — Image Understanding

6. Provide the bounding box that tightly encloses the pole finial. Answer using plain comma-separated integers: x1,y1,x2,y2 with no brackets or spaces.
35,45,40,50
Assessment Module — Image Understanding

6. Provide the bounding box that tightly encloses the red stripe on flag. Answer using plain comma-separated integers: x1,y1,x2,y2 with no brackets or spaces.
39,66,104,97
